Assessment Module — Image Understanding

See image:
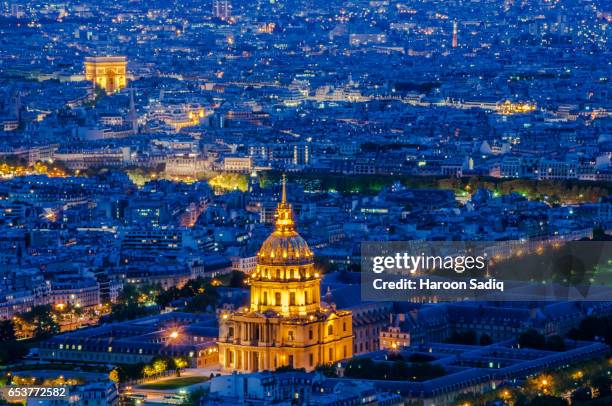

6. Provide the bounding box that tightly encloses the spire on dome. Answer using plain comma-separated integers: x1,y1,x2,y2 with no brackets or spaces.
274,174,295,233
281,173,287,205
255,173,313,266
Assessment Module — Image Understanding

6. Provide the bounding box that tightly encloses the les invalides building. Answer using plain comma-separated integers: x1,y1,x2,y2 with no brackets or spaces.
218,178,353,372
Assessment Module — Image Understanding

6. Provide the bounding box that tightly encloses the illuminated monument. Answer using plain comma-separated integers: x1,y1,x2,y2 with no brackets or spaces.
84,56,127,93
452,19,458,48
218,177,353,372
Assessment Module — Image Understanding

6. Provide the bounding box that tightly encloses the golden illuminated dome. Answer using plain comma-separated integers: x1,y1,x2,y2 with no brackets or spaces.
257,175,313,266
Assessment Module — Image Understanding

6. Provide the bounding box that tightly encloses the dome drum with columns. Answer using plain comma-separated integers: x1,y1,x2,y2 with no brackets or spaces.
217,176,353,372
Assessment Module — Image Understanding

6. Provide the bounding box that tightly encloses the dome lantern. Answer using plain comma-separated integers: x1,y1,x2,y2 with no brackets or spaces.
256,174,313,267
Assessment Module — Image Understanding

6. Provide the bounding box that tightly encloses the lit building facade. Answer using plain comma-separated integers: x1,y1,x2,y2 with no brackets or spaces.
212,0,231,20
84,56,127,93
218,178,353,372
223,156,253,172
379,326,410,351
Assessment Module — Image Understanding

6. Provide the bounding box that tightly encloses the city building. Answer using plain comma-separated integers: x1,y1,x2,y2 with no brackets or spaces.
212,0,231,20
379,326,410,351
223,156,253,172
218,178,353,372
38,312,219,368
207,371,403,406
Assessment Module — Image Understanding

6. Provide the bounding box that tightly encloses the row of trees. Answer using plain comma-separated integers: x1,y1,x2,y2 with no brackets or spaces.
519,361,612,405
125,166,250,191
2,277,224,344
0,302,105,365
110,355,189,383
1,305,66,365
438,176,608,204
12,305,60,339
260,171,436,195
114,165,611,206
0,156,69,177
207,172,248,192
106,277,222,323
106,283,159,322
260,171,608,203
156,277,220,310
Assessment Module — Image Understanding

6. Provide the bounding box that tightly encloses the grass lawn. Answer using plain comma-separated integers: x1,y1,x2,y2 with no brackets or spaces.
139,376,208,390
